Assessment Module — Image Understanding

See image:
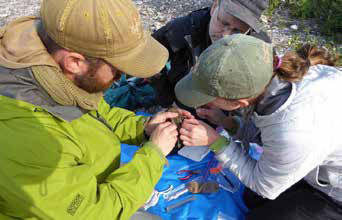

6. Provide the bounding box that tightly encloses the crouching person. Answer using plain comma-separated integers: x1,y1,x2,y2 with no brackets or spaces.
151,0,270,108
175,34,342,219
0,0,192,219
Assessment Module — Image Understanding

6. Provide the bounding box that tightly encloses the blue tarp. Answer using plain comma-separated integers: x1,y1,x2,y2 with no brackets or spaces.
121,144,249,220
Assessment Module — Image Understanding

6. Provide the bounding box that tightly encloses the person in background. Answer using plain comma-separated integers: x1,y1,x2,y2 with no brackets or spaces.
175,34,342,219
0,0,192,219
152,0,270,108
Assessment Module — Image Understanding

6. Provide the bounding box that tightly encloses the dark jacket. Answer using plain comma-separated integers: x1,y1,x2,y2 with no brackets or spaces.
152,7,271,108
152,8,212,107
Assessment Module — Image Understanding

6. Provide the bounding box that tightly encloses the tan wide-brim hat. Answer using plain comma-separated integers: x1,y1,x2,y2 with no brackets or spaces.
41,0,168,78
103,32,168,78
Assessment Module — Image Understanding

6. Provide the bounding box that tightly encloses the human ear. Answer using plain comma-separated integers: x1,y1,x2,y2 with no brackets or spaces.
62,52,87,75
236,99,249,108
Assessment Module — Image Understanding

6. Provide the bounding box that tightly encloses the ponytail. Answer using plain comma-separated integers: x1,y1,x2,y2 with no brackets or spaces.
273,44,339,82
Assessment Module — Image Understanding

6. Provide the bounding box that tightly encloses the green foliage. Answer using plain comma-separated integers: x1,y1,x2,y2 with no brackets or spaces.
276,0,342,36
266,0,283,16
268,0,341,66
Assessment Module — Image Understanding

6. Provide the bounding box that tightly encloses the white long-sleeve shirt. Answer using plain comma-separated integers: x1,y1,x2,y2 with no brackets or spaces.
216,65,342,202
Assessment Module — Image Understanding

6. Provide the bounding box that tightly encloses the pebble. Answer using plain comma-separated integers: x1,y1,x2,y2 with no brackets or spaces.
0,0,339,58
290,24,298,30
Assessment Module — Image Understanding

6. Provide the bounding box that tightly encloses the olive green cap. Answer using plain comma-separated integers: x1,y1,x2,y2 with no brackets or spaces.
40,0,168,77
175,34,273,108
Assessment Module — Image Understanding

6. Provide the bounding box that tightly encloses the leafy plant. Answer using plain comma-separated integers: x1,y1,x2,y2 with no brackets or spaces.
266,0,283,16
287,0,341,36
268,0,341,65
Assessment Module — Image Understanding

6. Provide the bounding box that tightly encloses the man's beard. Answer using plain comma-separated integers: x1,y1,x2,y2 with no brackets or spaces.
74,63,114,93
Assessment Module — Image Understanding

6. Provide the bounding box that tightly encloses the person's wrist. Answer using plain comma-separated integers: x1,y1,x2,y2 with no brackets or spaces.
209,136,230,154
209,132,221,145
143,141,168,164
143,116,153,137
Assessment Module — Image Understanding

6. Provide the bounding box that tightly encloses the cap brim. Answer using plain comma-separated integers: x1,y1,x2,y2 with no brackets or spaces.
104,32,168,78
175,73,216,108
222,0,261,33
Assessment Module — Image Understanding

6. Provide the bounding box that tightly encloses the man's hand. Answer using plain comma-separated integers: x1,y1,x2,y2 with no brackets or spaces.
196,107,226,126
150,122,178,156
144,108,194,136
179,119,220,146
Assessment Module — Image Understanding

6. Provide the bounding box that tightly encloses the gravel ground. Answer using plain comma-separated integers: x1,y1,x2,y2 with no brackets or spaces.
0,0,340,55
0,0,40,26
0,1,340,115
0,0,211,30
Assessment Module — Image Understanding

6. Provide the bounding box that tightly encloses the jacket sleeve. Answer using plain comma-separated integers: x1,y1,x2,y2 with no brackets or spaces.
0,133,165,219
216,118,334,200
152,13,191,54
97,99,147,146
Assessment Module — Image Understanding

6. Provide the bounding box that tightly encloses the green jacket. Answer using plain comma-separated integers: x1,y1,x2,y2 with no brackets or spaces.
0,67,165,219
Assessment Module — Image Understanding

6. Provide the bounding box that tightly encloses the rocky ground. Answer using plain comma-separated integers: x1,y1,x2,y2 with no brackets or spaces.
0,0,340,114
0,0,340,56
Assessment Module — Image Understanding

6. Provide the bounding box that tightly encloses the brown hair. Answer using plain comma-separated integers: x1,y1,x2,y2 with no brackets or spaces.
36,20,63,55
239,44,339,118
274,44,339,83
